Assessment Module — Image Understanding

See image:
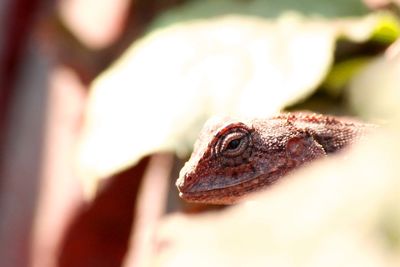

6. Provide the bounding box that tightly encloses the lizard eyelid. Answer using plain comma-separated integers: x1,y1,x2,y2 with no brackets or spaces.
218,130,250,158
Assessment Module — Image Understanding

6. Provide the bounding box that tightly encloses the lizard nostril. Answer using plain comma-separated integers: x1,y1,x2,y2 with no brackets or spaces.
178,171,199,193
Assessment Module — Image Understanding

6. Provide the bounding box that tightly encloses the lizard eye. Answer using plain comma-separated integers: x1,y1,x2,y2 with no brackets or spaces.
226,138,241,150
216,125,252,158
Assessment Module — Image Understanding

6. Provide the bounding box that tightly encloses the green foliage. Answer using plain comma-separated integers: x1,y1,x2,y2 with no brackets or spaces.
77,0,400,189
151,0,369,29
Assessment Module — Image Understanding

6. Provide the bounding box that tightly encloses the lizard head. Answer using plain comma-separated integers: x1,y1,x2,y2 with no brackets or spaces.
176,116,299,204
176,115,327,205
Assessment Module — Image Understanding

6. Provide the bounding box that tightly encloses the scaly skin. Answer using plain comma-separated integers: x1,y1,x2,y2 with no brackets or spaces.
176,113,374,205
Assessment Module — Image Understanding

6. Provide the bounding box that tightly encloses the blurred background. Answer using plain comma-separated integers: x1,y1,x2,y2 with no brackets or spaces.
0,0,400,267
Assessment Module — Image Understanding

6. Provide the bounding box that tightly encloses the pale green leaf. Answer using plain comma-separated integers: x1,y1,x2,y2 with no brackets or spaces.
76,13,396,194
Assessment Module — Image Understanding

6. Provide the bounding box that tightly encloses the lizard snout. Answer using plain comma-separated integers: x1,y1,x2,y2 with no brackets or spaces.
175,171,191,193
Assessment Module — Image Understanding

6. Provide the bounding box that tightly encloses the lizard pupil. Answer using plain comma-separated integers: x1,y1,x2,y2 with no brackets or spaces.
227,138,241,150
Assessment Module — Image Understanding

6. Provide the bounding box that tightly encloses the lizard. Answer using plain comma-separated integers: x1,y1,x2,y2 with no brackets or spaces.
176,112,375,205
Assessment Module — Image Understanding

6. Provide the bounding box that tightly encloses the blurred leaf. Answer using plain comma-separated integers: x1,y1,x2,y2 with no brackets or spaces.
151,0,369,29
76,12,396,194
154,128,400,267
322,13,400,98
322,57,372,97
348,53,400,121
369,13,400,43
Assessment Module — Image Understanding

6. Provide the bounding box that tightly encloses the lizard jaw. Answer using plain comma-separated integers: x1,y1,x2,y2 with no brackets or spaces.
178,173,280,205
177,166,269,195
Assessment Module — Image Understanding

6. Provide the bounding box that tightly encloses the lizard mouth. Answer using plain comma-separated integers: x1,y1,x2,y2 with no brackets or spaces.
178,175,278,205
179,168,268,195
